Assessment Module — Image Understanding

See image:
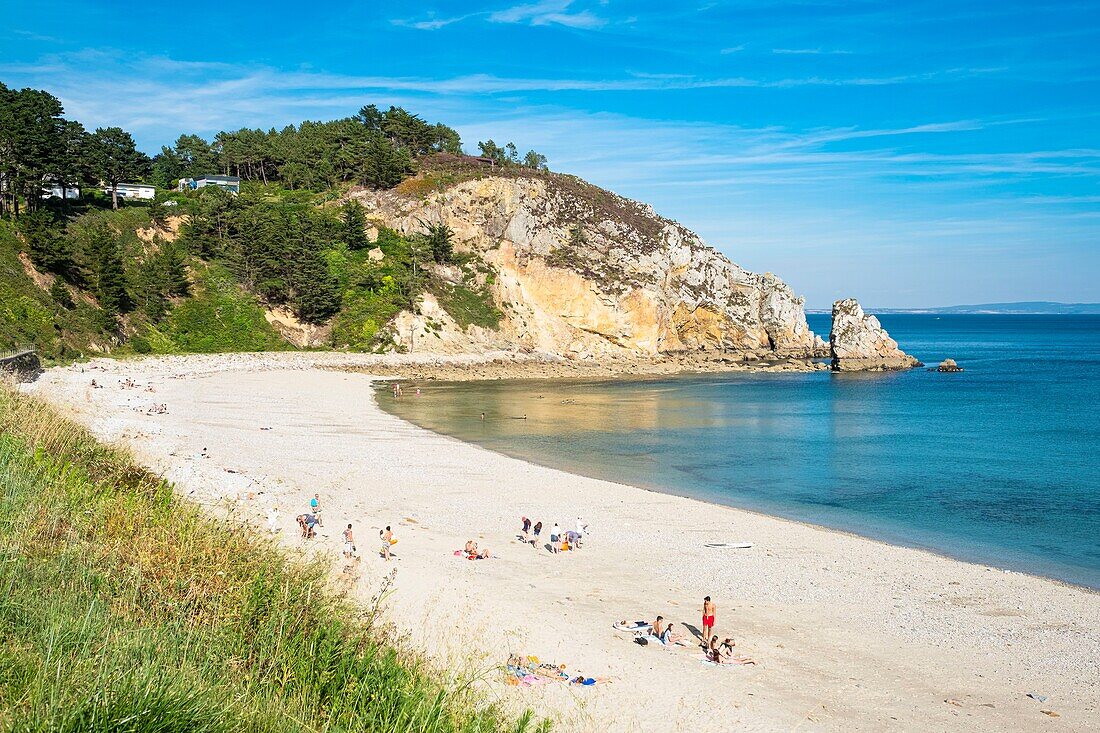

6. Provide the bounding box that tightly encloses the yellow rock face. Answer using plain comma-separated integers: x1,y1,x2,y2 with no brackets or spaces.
351,175,824,358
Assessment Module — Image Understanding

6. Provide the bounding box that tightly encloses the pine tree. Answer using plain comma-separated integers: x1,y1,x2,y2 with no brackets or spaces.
341,200,369,250
88,127,150,209
86,223,130,315
160,241,190,297
426,222,454,264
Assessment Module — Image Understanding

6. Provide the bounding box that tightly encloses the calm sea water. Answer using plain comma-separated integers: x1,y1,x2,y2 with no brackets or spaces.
380,315,1100,589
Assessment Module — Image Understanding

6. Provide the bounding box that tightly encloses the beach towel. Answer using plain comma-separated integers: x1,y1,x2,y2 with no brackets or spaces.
613,621,652,632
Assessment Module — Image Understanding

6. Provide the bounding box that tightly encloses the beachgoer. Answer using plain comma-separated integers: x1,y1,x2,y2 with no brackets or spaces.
719,637,736,658
465,540,489,559
342,524,356,558
532,521,542,546
415,387,421,396
381,526,393,560
310,493,322,526
576,517,588,537
296,514,316,539
480,412,485,420
660,624,678,645
702,596,716,647
549,523,561,554
706,635,722,661
266,506,279,533
521,516,531,538
652,616,665,639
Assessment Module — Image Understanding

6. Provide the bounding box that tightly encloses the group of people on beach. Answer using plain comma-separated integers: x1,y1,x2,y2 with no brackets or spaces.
628,596,750,665
291,493,396,562
520,516,588,553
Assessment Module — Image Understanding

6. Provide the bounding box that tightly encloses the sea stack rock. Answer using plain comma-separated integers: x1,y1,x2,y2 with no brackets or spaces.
936,358,963,372
830,298,922,372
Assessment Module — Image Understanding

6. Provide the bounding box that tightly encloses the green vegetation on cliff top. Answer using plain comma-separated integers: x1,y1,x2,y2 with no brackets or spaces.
1,81,540,360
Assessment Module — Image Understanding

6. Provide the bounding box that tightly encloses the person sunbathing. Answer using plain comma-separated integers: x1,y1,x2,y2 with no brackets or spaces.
465,540,490,559
652,616,665,638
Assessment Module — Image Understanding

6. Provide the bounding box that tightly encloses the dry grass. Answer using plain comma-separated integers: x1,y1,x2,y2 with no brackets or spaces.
0,382,546,733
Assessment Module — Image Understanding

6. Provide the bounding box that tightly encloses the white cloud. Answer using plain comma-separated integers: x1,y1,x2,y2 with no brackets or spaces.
772,48,853,55
488,0,607,29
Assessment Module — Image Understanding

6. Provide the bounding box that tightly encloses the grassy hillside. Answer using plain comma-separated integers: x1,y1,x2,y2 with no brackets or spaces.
2,184,504,362
0,384,543,732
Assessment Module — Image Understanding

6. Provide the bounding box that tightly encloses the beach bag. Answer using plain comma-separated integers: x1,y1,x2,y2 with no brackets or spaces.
634,636,648,646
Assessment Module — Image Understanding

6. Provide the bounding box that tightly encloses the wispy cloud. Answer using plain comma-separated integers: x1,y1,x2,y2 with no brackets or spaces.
391,12,480,31
488,0,607,29
720,45,745,54
772,48,853,55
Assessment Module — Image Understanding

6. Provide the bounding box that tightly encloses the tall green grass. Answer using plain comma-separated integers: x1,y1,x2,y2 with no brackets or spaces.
0,385,544,733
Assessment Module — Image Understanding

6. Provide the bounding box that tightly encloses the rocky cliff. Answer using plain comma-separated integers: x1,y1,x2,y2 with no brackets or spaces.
830,298,921,371
351,174,825,361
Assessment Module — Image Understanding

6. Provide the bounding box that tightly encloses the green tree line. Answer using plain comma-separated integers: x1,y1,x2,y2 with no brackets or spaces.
0,82,150,215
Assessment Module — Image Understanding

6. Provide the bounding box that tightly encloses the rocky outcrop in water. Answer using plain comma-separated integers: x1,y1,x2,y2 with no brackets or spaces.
352,175,825,360
935,358,963,372
830,298,921,371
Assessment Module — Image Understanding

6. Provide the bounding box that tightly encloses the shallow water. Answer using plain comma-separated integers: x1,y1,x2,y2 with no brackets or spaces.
380,315,1100,589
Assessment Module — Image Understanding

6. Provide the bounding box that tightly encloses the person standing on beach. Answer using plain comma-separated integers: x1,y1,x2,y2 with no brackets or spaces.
342,524,356,559
550,522,561,554
381,526,393,560
702,596,716,647
532,521,542,546
521,516,531,539
310,494,322,526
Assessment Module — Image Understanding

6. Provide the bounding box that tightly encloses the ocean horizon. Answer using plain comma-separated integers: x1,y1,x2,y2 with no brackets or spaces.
381,314,1100,590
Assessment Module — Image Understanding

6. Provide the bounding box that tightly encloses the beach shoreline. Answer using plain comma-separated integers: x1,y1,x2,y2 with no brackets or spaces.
26,352,1100,732
375,377,1100,594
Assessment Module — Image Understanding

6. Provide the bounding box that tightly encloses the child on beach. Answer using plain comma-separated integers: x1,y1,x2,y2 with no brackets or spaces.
380,526,393,560
342,524,356,558
310,494,322,526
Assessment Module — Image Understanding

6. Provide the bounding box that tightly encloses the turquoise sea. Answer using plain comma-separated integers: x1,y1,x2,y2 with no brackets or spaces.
380,315,1100,589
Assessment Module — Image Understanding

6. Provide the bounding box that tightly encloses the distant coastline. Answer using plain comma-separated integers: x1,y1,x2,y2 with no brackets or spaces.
807,301,1100,315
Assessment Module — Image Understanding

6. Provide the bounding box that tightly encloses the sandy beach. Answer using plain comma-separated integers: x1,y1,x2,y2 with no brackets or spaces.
26,353,1100,732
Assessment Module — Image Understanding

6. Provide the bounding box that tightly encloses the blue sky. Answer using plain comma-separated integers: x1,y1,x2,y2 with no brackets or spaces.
2,0,1098,308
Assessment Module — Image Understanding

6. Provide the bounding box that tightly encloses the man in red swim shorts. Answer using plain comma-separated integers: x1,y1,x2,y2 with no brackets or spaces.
702,596,716,647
